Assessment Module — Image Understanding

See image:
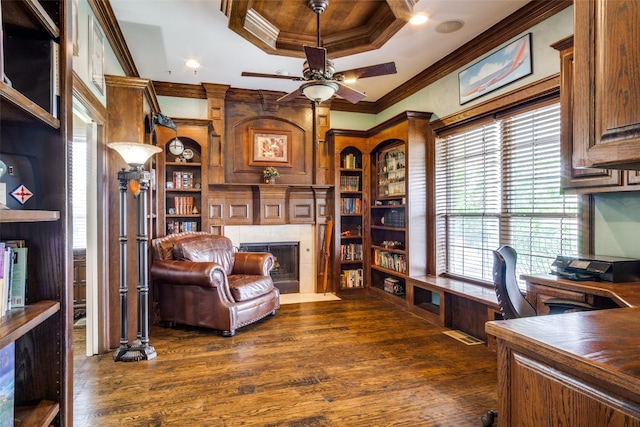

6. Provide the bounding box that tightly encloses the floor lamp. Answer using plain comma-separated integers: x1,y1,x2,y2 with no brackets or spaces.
108,142,162,362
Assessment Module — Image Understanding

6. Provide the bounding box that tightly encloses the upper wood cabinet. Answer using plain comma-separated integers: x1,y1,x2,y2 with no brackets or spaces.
553,36,622,192
573,0,640,170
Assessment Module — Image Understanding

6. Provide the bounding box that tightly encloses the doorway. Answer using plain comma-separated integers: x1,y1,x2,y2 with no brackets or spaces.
71,95,108,356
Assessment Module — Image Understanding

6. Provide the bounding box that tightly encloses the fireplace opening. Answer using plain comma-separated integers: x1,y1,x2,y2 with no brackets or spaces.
238,241,299,294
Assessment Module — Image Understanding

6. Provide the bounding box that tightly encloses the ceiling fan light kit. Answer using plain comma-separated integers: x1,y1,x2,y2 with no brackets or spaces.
302,81,338,103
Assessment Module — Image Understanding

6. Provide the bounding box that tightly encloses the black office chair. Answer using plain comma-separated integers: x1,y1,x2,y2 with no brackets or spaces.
493,245,595,319
482,245,595,426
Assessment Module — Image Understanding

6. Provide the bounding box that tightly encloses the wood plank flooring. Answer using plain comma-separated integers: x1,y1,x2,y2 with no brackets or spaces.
73,295,498,426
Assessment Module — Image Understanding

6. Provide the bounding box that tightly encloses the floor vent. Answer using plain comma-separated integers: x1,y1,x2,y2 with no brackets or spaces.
443,330,485,345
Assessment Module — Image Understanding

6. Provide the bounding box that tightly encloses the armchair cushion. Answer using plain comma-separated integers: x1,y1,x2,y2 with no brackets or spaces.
173,234,235,275
229,275,275,301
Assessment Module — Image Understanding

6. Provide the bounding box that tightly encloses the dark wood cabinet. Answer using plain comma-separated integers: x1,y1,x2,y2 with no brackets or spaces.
0,0,71,424
573,1,640,170
553,36,623,192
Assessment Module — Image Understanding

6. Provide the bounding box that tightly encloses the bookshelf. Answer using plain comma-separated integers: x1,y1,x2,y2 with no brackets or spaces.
156,118,211,235
370,142,408,301
0,1,71,425
338,147,365,290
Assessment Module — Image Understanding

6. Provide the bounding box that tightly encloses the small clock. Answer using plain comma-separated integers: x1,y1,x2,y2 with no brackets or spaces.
182,148,195,160
168,138,184,155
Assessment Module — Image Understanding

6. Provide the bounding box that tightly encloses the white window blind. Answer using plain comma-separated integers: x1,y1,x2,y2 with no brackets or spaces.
436,102,578,285
72,136,88,249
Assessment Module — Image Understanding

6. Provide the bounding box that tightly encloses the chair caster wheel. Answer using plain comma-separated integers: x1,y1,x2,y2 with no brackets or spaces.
481,409,497,426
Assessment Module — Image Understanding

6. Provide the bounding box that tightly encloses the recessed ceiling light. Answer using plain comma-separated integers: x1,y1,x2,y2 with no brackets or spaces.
410,14,428,25
275,70,289,76
185,59,201,69
436,20,464,34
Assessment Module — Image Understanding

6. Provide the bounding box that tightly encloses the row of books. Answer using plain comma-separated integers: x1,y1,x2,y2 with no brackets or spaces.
173,196,195,215
0,240,27,316
340,268,364,288
340,243,363,261
342,153,360,169
171,171,196,189
372,248,407,274
167,221,198,234
340,175,360,191
340,197,362,214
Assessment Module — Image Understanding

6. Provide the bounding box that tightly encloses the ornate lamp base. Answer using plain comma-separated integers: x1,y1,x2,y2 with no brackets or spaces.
113,340,157,362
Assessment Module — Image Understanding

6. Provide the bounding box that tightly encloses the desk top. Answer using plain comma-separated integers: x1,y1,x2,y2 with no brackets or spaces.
486,306,640,400
522,273,640,308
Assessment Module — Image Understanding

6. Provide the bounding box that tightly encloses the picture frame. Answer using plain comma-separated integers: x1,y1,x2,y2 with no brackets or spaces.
89,16,105,94
458,33,532,105
250,129,292,166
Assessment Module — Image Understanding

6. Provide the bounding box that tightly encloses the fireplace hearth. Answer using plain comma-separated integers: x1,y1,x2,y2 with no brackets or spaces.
238,241,300,294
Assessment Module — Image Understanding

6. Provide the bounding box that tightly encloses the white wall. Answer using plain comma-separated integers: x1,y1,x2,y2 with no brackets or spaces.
73,0,125,106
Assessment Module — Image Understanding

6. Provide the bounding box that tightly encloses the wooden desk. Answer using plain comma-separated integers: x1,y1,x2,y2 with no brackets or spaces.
487,275,640,426
486,307,640,426
522,273,640,314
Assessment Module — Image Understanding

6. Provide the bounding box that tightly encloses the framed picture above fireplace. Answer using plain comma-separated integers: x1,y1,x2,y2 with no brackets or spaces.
250,129,292,167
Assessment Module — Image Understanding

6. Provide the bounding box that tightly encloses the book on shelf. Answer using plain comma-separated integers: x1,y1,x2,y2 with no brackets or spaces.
173,196,195,215
0,240,27,310
340,197,362,214
0,245,12,315
340,175,360,191
167,221,198,234
342,153,358,169
340,243,363,261
8,247,26,308
172,171,194,189
340,268,363,288
0,341,15,427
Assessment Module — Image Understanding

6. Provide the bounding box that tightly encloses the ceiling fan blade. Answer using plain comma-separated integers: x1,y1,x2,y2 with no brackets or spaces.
336,62,397,80
277,87,303,103
336,82,366,104
304,46,327,73
241,71,303,81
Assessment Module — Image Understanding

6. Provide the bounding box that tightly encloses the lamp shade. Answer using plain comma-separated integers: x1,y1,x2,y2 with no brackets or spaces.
302,81,338,102
108,142,162,167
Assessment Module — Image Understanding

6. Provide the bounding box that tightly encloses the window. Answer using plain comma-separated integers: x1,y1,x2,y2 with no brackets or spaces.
435,102,578,286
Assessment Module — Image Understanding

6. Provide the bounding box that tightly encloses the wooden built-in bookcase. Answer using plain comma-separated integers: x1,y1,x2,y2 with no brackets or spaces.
328,111,434,307
156,118,212,236
0,0,71,425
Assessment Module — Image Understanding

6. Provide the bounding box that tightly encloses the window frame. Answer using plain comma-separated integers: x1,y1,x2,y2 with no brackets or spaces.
430,78,592,286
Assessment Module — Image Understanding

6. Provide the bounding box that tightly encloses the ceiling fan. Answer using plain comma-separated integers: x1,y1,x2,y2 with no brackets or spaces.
241,0,398,104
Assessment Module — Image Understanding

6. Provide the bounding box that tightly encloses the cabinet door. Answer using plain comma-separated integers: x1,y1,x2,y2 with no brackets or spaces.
573,0,640,169
555,39,622,190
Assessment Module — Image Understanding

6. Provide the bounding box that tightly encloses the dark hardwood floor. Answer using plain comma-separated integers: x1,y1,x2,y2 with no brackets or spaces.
73,295,498,426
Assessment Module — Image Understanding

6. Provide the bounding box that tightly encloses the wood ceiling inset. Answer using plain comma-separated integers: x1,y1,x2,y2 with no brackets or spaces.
222,0,416,59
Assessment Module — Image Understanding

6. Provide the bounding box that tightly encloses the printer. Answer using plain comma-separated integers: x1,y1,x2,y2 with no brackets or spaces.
551,254,640,282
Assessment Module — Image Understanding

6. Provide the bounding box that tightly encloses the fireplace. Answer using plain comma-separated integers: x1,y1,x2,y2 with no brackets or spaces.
238,241,300,294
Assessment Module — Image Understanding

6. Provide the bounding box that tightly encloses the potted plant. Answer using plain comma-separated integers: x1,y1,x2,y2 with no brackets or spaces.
263,166,280,184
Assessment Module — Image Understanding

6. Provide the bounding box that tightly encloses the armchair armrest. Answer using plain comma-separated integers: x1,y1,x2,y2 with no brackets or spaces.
150,260,227,288
233,252,274,276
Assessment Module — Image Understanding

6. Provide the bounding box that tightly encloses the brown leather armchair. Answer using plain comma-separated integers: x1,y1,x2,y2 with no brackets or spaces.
150,231,280,336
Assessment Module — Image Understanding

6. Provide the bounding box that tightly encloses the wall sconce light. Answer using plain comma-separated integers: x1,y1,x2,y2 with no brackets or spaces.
108,141,162,362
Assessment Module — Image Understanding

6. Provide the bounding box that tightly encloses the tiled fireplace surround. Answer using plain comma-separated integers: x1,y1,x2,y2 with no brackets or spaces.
223,225,316,294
